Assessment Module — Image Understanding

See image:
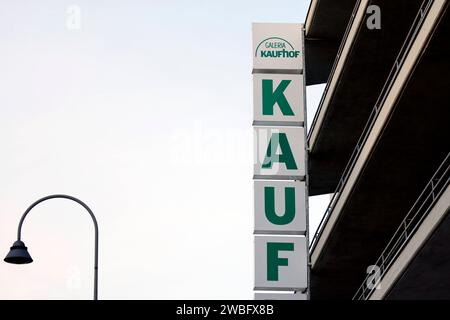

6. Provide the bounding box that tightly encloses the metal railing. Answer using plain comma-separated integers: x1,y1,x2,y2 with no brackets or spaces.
353,152,450,300
309,0,433,253
307,0,363,137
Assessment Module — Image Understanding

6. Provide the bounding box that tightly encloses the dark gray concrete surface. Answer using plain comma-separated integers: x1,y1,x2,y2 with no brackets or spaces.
304,0,357,85
305,39,339,85
307,0,358,40
310,2,450,299
308,0,424,196
387,206,450,300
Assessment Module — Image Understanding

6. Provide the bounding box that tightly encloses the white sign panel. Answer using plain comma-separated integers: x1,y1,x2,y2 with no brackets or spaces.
252,23,303,72
253,73,304,125
254,180,306,234
255,236,307,290
252,21,308,300
254,126,305,178
254,291,307,300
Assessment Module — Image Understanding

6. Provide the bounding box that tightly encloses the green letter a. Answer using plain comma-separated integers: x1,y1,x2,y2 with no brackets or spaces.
262,79,294,116
262,133,298,170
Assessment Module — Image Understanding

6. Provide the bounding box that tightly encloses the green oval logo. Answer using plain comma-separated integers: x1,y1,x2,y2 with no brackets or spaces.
255,37,300,59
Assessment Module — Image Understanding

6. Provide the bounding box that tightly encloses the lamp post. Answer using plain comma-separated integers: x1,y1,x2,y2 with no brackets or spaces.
4,194,99,300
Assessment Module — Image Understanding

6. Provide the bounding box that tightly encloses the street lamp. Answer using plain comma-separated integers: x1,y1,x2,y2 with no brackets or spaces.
4,194,99,300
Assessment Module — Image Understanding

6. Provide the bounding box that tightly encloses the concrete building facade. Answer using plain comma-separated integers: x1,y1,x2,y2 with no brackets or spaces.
304,0,450,299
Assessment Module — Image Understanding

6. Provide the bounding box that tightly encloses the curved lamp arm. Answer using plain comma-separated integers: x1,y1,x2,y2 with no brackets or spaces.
17,194,99,300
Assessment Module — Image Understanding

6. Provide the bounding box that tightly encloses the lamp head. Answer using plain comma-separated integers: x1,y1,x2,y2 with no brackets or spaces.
4,240,33,264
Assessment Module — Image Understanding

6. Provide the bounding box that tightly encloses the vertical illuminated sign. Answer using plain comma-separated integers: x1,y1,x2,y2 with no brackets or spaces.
252,23,309,300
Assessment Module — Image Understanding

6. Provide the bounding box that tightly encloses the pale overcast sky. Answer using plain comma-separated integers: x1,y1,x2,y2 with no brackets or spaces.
0,0,328,299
